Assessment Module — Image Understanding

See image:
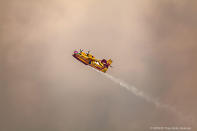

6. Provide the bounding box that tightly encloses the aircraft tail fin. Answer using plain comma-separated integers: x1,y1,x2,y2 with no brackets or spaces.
107,59,112,66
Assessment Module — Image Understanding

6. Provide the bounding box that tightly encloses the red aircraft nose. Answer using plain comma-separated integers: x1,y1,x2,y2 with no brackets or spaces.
74,51,78,54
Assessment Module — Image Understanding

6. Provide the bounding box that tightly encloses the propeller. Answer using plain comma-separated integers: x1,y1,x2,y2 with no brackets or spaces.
86,50,90,56
80,49,83,53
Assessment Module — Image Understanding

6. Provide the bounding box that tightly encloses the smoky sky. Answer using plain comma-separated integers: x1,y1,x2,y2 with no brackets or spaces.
0,0,197,131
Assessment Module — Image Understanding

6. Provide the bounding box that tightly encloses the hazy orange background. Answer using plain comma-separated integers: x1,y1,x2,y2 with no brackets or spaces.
0,0,197,130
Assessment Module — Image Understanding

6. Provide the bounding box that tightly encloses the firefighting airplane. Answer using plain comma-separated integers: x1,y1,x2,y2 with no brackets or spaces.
73,49,112,73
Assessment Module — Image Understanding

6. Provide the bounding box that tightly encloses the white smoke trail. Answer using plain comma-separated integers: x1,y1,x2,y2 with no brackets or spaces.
93,68,195,125
95,69,165,108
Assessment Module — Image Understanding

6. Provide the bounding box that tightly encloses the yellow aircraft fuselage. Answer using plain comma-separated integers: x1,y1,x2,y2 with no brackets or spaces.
73,50,112,73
